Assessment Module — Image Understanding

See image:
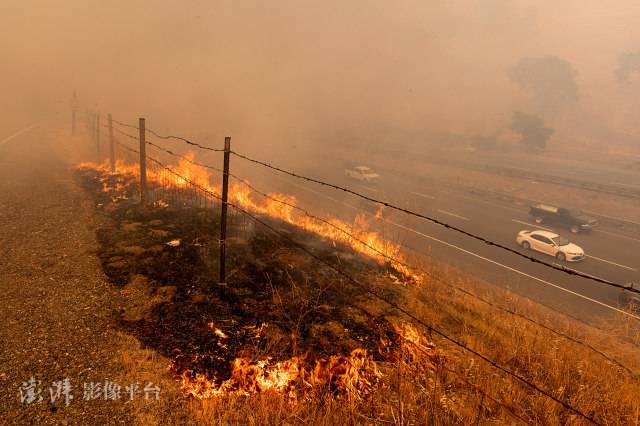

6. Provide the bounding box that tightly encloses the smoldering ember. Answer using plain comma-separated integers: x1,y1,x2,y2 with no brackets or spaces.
1,2,640,425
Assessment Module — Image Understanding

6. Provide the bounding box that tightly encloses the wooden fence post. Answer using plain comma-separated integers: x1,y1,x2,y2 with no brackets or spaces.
108,114,115,172
139,118,147,204
219,136,231,284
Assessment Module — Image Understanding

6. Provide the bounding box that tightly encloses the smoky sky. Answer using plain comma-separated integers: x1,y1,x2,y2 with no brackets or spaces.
2,1,639,150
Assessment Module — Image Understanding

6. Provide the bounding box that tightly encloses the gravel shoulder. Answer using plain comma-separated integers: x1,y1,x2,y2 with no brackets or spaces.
0,126,133,424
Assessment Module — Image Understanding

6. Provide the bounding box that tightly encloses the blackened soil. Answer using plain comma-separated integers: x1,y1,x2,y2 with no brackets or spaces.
77,167,403,392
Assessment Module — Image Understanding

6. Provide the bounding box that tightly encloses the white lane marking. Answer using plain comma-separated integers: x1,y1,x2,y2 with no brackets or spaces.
387,219,639,319
437,209,469,221
614,181,640,189
0,124,40,147
278,175,639,320
512,219,553,232
585,255,637,272
410,191,436,200
445,191,523,213
595,228,640,244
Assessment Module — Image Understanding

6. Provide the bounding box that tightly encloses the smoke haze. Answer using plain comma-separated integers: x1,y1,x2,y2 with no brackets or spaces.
2,1,639,152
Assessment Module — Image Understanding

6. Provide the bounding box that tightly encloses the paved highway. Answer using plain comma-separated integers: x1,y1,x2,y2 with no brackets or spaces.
247,164,640,325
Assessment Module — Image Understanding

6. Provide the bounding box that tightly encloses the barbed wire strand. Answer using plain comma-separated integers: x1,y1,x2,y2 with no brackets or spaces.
222,197,601,425
139,139,639,378
121,134,640,329
106,118,639,293
110,117,225,152
112,127,139,142
110,117,140,131
144,151,538,425
229,151,639,295
111,143,600,425
269,170,640,328
142,146,531,423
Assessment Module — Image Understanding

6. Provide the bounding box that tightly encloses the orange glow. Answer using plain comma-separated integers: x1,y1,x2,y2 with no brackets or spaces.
77,152,418,280
174,348,382,400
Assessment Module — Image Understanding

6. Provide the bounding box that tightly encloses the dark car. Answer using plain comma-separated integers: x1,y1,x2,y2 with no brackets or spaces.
529,203,597,233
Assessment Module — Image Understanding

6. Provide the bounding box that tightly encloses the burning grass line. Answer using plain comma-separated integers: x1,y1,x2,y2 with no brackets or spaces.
103,120,640,293
136,156,600,424
227,205,602,425
91,144,640,381
229,150,638,296
79,154,627,423
143,139,415,279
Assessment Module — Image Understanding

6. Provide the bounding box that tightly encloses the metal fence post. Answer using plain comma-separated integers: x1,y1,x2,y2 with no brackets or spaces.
108,114,115,172
139,118,147,204
219,136,231,284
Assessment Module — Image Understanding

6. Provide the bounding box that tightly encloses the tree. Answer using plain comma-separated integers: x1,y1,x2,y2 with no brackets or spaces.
509,56,578,112
510,111,553,151
616,50,640,84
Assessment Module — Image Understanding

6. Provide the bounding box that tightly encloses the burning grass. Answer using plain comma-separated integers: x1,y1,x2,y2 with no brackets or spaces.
75,163,407,402
77,155,416,279
76,156,640,425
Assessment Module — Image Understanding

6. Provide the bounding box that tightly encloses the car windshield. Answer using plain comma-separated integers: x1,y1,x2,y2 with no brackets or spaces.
552,236,570,246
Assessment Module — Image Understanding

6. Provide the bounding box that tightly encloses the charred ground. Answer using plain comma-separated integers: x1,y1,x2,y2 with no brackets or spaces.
75,166,405,397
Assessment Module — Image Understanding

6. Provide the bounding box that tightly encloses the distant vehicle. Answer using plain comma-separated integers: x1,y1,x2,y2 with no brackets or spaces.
528,203,597,233
345,166,380,184
516,229,585,262
618,283,640,311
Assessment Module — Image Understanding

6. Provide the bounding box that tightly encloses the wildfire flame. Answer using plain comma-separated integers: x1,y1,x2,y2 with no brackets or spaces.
77,155,414,401
174,348,382,401
395,323,444,366
78,153,419,280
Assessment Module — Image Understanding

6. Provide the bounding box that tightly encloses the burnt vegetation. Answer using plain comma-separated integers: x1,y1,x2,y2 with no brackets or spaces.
72,158,640,425
76,165,404,399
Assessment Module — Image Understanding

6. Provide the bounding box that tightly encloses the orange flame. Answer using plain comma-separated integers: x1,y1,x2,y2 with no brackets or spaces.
77,155,409,400
174,348,382,401
77,153,418,280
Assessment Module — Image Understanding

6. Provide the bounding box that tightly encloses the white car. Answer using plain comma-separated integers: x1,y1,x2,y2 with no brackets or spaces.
516,230,585,262
345,166,380,184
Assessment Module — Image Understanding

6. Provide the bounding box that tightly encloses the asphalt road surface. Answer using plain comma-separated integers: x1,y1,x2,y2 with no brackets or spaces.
248,164,640,326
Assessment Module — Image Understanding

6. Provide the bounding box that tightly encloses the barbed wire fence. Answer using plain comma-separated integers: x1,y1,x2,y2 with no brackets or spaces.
74,109,639,424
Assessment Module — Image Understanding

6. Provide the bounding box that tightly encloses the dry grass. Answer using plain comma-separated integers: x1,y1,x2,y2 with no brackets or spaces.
66,125,639,425
112,253,640,425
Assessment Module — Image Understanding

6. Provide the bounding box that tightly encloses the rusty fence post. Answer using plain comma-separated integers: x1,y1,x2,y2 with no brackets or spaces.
108,114,115,172
139,118,147,204
219,136,231,284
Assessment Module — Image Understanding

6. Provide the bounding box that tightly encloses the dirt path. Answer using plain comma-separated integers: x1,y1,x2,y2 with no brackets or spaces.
0,126,132,424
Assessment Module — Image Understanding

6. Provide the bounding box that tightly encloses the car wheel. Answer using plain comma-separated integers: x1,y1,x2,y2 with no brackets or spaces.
534,217,543,224
521,241,530,250
556,252,566,262
570,225,580,233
